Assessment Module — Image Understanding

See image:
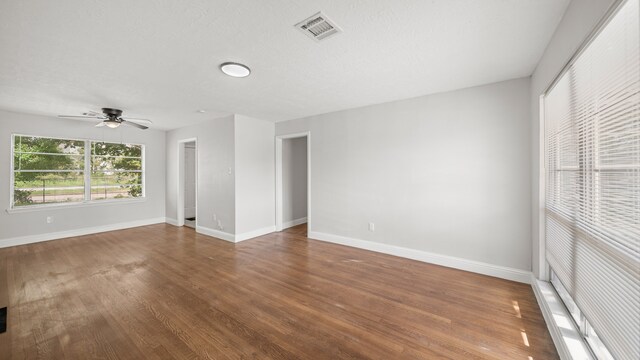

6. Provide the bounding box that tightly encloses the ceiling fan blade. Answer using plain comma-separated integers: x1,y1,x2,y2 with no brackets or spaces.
59,115,103,119
121,120,148,130
121,117,152,124
95,122,106,127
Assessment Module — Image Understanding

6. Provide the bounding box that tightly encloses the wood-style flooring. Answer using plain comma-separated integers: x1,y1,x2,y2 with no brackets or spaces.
0,224,558,359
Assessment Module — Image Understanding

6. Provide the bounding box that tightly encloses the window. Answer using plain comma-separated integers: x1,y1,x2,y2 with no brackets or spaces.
543,0,639,359
11,135,144,208
90,141,143,201
551,271,614,360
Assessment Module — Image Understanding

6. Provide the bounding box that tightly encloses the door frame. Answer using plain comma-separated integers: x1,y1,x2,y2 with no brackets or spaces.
177,137,198,227
275,132,311,232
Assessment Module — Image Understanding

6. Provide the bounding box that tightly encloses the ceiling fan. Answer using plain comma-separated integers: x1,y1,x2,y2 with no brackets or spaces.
58,108,152,129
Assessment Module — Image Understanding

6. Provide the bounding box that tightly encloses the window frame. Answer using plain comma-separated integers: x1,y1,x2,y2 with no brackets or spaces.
9,133,146,211
538,0,637,359
550,271,615,360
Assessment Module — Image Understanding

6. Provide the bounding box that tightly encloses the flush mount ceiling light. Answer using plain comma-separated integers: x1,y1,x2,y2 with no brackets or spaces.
220,62,251,78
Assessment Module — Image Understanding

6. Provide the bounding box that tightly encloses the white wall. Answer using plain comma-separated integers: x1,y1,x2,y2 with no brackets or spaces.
276,77,532,271
184,143,196,219
0,110,166,244
165,114,275,240
529,0,614,278
165,115,236,233
234,115,275,235
282,137,307,225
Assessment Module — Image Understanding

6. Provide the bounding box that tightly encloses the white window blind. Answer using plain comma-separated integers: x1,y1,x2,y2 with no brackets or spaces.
544,0,640,359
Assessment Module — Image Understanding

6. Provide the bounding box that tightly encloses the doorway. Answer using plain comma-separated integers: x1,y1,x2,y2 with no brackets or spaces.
177,138,197,228
275,132,310,235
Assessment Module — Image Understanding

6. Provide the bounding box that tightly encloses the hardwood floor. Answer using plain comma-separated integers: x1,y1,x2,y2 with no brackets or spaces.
0,224,558,359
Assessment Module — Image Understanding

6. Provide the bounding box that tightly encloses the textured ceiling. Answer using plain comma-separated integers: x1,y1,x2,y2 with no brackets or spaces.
0,0,570,129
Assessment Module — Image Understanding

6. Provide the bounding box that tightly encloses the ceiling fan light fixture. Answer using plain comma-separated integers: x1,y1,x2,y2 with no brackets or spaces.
105,120,121,128
220,62,251,78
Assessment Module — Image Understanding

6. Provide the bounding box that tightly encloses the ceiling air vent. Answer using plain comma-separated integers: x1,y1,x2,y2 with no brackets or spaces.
295,12,342,42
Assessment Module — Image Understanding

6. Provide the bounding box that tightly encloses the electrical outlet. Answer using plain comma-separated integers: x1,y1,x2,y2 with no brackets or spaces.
368,222,375,232
217,219,223,230
213,214,217,221
46,216,54,224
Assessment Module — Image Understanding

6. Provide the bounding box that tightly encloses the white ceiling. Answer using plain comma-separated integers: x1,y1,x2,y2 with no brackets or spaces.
0,0,570,130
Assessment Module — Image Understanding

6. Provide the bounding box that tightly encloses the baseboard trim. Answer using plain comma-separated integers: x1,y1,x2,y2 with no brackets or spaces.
308,231,531,284
195,226,235,243
236,226,276,242
195,225,275,243
0,217,167,249
165,218,179,226
283,217,307,230
530,274,593,360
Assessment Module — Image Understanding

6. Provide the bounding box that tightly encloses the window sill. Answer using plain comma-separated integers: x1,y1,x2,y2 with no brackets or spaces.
5,198,147,214
531,277,594,360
